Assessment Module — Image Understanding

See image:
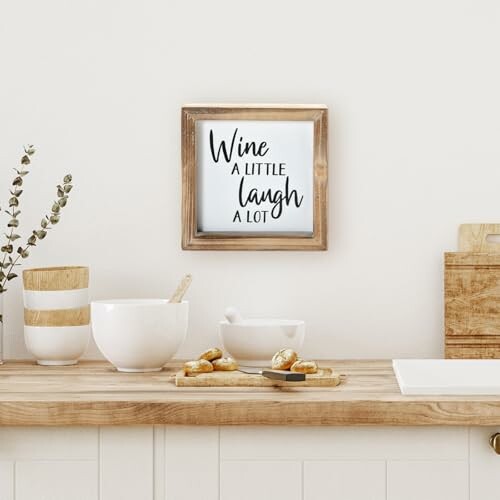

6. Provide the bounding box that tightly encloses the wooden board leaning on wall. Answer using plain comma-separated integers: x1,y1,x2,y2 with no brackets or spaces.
445,224,500,358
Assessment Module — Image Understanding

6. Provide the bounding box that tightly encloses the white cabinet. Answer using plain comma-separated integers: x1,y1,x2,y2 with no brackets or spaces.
304,461,386,500
219,427,469,500
470,427,500,500
0,427,98,500
16,461,97,500
0,425,498,499
221,461,302,500
100,426,154,500
164,426,219,500
387,460,468,500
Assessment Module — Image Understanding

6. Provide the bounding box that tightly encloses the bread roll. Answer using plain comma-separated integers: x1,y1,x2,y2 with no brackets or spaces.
199,347,223,362
290,359,318,374
271,349,298,370
212,357,238,371
184,359,214,376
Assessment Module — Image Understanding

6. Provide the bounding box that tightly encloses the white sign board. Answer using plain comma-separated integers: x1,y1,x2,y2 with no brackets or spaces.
196,120,314,234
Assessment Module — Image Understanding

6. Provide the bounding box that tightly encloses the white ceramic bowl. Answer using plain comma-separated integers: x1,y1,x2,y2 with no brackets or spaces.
91,299,188,372
24,325,90,366
219,319,305,367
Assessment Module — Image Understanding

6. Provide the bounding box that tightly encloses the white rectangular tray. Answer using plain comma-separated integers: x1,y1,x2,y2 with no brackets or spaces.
393,359,500,395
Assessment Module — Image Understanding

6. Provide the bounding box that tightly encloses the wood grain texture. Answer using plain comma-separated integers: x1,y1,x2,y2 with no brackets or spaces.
459,224,500,253
23,266,89,291
175,367,341,387
445,251,500,359
24,306,90,327
1,360,500,425
181,104,328,251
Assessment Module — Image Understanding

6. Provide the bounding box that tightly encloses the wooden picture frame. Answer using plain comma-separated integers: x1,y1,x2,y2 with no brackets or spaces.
181,104,328,250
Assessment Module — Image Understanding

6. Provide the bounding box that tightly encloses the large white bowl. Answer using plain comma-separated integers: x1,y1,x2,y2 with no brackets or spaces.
91,299,188,372
220,319,305,367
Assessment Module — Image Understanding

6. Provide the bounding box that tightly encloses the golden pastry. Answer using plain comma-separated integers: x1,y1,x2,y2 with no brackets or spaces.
199,347,223,362
271,349,298,370
212,357,238,371
290,359,318,374
184,359,214,376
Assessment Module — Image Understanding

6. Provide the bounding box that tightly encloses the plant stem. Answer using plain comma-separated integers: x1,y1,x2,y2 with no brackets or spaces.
0,228,13,269
0,250,23,290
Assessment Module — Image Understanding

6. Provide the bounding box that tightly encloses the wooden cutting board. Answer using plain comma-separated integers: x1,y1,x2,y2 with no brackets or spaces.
445,224,500,358
175,367,342,387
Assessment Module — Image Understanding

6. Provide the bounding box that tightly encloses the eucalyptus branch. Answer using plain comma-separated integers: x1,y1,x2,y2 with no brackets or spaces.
0,146,34,272
0,174,73,292
0,147,74,294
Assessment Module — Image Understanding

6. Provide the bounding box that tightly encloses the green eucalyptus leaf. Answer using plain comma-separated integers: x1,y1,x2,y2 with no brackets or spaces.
20,155,30,165
17,247,29,258
52,203,60,213
1,245,12,253
64,184,73,193
9,197,19,207
50,215,60,224
35,230,47,239
41,219,48,229
57,187,64,198
6,273,17,281
10,189,23,197
8,219,19,228
10,234,21,241
27,235,37,246
58,197,67,207
24,145,35,156
63,174,72,183
12,177,23,187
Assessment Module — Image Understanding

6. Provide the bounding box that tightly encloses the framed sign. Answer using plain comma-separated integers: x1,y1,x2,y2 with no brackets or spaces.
182,104,328,250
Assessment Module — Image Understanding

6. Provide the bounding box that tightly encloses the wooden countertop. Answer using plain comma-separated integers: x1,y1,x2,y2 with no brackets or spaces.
1,360,500,426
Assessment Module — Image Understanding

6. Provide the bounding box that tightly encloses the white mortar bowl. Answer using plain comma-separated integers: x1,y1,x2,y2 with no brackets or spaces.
91,299,188,372
219,319,305,367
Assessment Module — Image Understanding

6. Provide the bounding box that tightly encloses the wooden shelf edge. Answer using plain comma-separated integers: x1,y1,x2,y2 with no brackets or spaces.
2,400,500,426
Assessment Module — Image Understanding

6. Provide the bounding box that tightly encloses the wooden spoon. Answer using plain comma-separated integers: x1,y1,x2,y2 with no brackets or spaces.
169,274,192,303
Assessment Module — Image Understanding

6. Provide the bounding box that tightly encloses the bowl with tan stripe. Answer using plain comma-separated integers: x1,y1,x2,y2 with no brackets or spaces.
23,266,90,366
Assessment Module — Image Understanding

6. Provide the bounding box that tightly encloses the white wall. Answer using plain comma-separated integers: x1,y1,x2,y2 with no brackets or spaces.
0,0,499,360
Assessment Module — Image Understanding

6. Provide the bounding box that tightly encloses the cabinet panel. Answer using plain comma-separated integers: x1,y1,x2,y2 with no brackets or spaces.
387,460,468,500
165,426,219,500
220,461,301,500
304,460,386,500
470,427,500,500
100,426,153,500
0,461,14,500
221,426,468,460
16,461,97,500
0,427,97,460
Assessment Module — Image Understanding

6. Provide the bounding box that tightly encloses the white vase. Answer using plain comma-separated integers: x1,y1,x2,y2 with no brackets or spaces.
23,266,90,365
